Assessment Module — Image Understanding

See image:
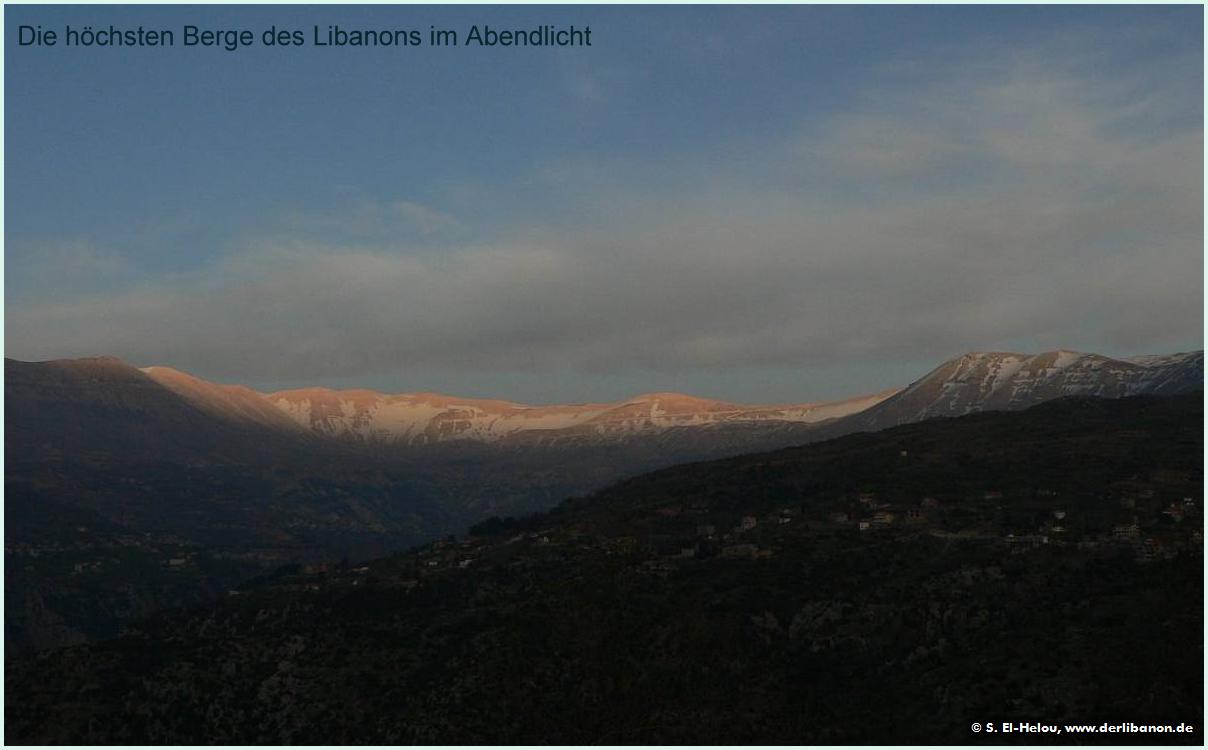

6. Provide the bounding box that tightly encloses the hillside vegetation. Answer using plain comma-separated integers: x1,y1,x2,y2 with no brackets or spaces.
6,393,1203,744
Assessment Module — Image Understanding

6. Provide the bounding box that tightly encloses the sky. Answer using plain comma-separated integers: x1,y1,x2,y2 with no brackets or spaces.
4,5,1203,404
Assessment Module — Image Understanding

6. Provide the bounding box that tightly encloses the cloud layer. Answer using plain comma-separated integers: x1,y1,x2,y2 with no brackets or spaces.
7,26,1202,400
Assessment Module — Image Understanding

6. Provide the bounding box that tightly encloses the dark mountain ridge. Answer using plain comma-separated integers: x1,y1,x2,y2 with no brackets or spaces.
5,357,316,464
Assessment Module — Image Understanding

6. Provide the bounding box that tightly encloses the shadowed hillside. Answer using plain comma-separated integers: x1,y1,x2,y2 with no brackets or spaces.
6,393,1202,744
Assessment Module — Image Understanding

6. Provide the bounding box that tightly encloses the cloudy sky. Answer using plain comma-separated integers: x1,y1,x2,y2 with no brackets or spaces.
5,5,1203,404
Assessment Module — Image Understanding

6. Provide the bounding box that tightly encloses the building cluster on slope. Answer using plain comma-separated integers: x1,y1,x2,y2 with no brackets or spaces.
242,480,1203,601
637,484,1204,566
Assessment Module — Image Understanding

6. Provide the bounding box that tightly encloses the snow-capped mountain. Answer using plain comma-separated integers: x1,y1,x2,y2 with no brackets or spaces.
264,387,893,446
7,348,1200,458
850,349,1203,432
261,349,1201,447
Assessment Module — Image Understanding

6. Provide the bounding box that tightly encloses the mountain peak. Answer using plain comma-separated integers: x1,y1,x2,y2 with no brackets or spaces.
626,392,739,409
856,348,1203,431
6,355,152,386
955,348,1090,362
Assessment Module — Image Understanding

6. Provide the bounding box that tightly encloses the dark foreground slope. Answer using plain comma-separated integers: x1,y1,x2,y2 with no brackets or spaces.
4,358,463,654
6,394,1204,744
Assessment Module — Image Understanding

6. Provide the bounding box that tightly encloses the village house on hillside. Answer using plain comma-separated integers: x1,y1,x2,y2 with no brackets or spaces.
720,543,757,558
1006,534,1048,552
1163,503,1185,523
1113,522,1140,540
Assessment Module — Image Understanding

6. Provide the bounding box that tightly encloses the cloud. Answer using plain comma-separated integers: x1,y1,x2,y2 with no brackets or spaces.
266,197,469,245
392,201,464,236
5,239,132,300
6,29,1202,394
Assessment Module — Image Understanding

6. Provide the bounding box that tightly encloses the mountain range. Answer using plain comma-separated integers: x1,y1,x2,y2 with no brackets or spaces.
4,348,1202,653
148,348,1208,445
11,348,1200,452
